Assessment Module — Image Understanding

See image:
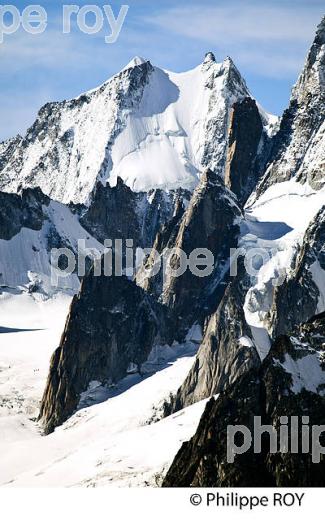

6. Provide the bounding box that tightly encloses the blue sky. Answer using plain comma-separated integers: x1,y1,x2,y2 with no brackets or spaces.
0,0,324,140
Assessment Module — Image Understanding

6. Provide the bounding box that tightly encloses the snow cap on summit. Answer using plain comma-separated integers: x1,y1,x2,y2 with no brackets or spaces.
123,56,148,71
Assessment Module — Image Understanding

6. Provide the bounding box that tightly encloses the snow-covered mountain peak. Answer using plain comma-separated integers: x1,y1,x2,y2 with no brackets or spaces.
0,54,271,203
121,55,149,72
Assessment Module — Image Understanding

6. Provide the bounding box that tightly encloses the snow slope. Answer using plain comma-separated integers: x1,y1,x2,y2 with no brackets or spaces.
0,293,205,487
0,200,104,295
242,179,325,360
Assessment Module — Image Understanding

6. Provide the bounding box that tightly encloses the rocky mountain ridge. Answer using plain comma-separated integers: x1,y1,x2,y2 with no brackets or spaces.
254,16,325,199
0,54,274,204
163,312,325,486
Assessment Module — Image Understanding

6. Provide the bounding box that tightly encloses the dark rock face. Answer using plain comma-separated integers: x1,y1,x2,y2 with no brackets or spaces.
79,178,190,248
138,170,242,333
0,187,49,240
39,267,169,434
164,262,261,414
225,97,264,204
136,196,187,301
163,313,325,487
163,372,269,487
268,205,325,337
255,16,325,197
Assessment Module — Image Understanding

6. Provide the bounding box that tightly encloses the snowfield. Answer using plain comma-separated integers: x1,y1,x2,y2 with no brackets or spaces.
0,292,206,487
243,180,325,360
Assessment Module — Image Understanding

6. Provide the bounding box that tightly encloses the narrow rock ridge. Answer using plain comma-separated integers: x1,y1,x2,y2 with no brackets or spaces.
254,16,325,197
224,97,264,204
137,169,242,333
164,261,261,415
163,312,325,487
38,268,172,434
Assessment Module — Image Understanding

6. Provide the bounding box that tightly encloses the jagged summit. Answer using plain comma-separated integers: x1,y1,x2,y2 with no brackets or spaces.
316,14,325,38
0,52,274,204
224,55,234,66
203,51,216,63
292,14,325,100
252,15,325,197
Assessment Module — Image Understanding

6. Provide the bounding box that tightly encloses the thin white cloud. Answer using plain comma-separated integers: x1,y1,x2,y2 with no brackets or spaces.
145,4,321,43
144,3,323,77
0,30,94,72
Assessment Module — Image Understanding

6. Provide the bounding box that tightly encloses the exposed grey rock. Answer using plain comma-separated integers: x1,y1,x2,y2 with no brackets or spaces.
225,97,264,204
268,205,325,337
255,16,325,197
0,187,49,240
39,267,171,434
164,262,261,414
137,169,242,334
79,178,190,248
0,135,22,171
135,195,187,300
163,312,325,487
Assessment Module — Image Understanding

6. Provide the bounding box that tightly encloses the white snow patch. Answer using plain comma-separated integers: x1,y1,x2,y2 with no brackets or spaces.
279,352,325,395
310,260,325,313
243,180,325,360
239,336,254,347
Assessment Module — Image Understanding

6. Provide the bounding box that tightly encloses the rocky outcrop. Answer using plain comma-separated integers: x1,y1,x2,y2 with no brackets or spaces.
268,205,325,337
39,266,170,434
0,187,49,240
164,261,261,414
136,196,187,300
255,16,325,197
163,313,325,487
225,97,264,204
79,178,190,248
137,169,242,333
